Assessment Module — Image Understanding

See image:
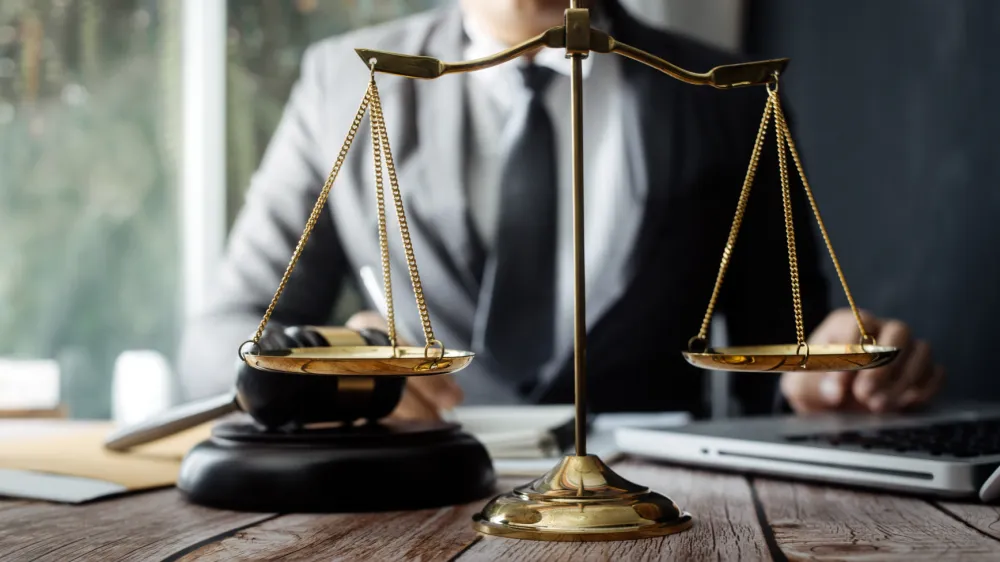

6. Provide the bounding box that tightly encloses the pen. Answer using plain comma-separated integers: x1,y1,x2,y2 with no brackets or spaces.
359,266,389,318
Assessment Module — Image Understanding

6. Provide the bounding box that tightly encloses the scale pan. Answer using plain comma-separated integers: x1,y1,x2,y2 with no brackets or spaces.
683,344,899,372
244,346,475,376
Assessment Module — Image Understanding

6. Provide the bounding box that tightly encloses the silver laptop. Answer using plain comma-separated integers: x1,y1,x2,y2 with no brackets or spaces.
615,404,1000,501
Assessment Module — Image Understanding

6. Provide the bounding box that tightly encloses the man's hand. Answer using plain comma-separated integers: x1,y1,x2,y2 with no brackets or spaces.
781,308,944,414
345,310,464,420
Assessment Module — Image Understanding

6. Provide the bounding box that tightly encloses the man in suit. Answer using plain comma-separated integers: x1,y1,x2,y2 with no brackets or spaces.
179,0,942,419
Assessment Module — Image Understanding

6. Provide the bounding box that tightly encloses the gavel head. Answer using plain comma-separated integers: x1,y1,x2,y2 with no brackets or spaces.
235,325,405,430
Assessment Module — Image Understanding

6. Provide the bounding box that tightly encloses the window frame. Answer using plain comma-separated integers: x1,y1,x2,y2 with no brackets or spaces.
180,0,227,320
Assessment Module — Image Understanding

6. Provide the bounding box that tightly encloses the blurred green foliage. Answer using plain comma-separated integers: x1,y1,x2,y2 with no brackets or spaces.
0,0,436,418
224,0,439,222
0,0,182,418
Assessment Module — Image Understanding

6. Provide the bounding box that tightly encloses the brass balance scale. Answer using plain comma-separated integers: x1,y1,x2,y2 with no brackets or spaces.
238,1,900,541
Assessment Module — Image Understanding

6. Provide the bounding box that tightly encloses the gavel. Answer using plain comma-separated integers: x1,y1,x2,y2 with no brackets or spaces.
104,325,406,450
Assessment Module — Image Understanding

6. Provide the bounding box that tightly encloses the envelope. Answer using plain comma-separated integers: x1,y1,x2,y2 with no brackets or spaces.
0,420,211,503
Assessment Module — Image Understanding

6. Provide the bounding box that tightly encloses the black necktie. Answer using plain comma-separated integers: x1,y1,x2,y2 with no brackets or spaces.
480,64,558,393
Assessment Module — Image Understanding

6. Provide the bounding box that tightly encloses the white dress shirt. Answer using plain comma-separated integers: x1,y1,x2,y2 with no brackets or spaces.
462,15,646,381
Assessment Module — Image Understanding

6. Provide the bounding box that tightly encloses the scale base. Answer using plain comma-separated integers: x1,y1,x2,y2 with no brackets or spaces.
177,419,495,512
472,455,692,541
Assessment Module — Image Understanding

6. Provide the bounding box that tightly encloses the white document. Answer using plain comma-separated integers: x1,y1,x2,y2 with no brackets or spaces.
450,406,691,477
0,469,126,504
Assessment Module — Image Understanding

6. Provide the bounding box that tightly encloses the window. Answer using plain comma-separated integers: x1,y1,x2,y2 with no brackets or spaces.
0,1,181,418
0,0,440,418
222,0,442,329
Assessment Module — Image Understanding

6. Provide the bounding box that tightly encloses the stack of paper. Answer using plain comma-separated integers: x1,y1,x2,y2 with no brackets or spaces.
451,406,691,476
448,405,574,458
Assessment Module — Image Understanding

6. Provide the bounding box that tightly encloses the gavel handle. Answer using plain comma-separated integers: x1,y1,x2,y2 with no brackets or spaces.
103,393,238,451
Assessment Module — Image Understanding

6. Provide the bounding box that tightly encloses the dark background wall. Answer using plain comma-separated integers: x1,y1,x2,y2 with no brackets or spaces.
744,0,1000,402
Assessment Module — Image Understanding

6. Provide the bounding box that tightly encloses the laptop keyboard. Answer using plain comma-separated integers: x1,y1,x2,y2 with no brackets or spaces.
786,417,1000,458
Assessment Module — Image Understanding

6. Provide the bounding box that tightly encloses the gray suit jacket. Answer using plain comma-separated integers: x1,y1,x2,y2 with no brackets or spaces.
179,1,829,417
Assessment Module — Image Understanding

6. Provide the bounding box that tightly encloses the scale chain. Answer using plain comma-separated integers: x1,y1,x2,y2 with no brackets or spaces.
690,80,874,354
772,96,873,345
369,78,398,350
369,78,440,354
250,84,374,346
774,88,806,347
246,72,442,359
691,94,775,349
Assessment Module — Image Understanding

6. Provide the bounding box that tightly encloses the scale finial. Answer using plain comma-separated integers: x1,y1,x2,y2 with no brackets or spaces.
355,49,445,79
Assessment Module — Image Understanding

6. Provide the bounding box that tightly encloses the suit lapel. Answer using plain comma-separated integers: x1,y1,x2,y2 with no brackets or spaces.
618,14,680,272
409,8,482,298
332,7,479,349
621,36,679,269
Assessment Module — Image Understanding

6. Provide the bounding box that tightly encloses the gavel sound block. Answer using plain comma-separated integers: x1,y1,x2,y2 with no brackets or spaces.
109,325,495,513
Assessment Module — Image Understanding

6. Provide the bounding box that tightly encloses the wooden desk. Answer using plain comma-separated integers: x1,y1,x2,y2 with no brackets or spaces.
1,461,998,561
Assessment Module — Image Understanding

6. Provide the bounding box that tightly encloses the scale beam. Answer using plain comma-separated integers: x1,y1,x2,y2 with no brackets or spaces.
356,26,787,89
356,27,565,79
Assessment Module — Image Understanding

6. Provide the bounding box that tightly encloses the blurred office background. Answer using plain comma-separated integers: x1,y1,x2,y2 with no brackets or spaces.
745,1,1000,403
1,0,997,418
0,0,437,418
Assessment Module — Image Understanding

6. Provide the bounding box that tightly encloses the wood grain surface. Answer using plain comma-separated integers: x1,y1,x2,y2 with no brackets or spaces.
460,463,771,562
1,463,999,561
936,502,1000,541
0,490,274,562
177,477,523,561
755,478,1000,561
179,504,485,561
